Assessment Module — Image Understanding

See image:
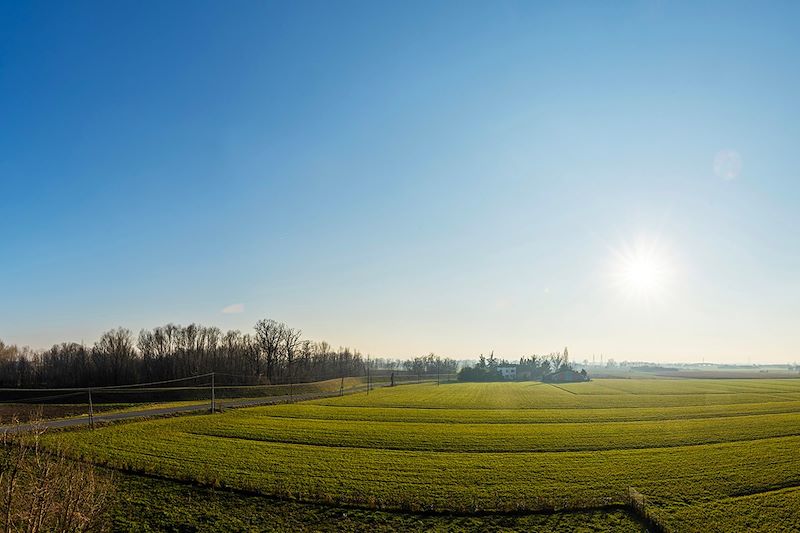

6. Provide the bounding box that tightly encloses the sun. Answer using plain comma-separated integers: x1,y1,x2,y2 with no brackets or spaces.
611,237,674,300
622,254,664,293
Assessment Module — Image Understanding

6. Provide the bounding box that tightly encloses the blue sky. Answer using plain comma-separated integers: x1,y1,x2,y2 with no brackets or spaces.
1,1,798,363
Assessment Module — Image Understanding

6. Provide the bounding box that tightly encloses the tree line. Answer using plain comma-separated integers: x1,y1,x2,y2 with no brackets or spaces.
0,320,366,388
458,348,577,382
368,353,459,377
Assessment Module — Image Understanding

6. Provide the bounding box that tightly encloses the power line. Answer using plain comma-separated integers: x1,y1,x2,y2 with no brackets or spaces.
0,390,86,404
0,372,213,393
93,373,214,390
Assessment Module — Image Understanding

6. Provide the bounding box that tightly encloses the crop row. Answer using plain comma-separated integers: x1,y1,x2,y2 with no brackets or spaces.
258,399,800,424
662,486,800,532
557,378,800,396
48,380,800,531
51,425,800,513
175,410,800,452
314,382,800,409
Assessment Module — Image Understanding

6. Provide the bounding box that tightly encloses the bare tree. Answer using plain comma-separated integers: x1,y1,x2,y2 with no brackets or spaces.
254,320,285,383
1,320,368,389
92,328,137,385
282,327,302,395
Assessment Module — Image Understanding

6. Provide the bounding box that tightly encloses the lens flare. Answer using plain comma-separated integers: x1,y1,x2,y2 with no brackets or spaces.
714,149,742,180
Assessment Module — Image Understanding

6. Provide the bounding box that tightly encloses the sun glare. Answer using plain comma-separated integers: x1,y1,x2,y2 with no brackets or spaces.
611,237,674,301
622,254,663,292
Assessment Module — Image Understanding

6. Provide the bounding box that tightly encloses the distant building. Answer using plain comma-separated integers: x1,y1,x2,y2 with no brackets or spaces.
543,369,589,383
497,366,517,380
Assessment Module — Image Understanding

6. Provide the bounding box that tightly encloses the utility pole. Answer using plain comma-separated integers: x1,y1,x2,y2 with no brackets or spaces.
437,359,440,386
211,372,216,413
340,375,344,396
367,355,370,395
88,388,94,429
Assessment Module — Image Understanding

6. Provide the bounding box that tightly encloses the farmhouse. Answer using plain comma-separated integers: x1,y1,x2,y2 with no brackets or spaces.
497,366,517,380
543,369,589,383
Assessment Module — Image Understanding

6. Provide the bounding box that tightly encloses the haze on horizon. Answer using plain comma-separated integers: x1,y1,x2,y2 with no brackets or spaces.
1,2,798,365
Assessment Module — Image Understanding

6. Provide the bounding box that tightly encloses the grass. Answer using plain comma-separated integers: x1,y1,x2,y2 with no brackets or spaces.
174,410,800,451
665,486,800,532
257,399,800,423
109,472,646,532
49,379,800,531
306,380,800,409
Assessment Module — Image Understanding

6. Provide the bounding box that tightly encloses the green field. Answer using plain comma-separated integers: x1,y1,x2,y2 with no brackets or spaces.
51,379,800,531
109,473,645,532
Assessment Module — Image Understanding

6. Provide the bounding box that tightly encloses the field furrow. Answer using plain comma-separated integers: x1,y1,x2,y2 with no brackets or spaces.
48,379,800,530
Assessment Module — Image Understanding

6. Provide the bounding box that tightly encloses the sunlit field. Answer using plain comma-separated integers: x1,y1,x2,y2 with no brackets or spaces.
52,379,800,532
6,1,800,531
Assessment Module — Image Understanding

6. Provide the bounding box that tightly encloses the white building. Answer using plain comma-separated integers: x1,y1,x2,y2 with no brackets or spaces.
497,366,516,380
